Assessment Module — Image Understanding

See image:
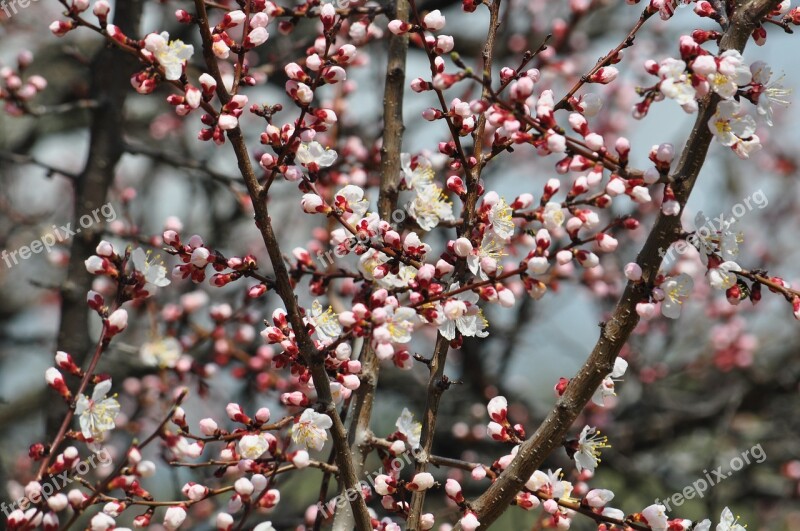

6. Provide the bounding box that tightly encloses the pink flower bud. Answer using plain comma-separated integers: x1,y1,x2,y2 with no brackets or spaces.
589,66,618,84
217,114,238,130
388,19,411,35
250,12,269,28
585,488,614,508
94,1,111,17
215,513,234,530
185,86,201,109
199,418,218,436
291,450,310,469
543,499,559,513
447,175,466,195
408,472,435,491
47,493,68,512
460,512,481,531
255,408,270,423
487,396,507,422
577,250,600,268
226,403,250,423
453,237,473,257
245,27,269,48
445,479,464,502
511,193,533,210
320,3,336,29
199,73,217,93
301,194,326,214
175,9,191,23
163,506,187,530
234,478,254,496
595,233,618,253
423,10,446,30
556,250,573,265
190,247,211,267
630,185,652,203
45,367,63,386
636,302,657,319
527,256,549,275
50,20,76,37
606,176,627,196
624,262,643,281
107,309,128,334
435,35,454,54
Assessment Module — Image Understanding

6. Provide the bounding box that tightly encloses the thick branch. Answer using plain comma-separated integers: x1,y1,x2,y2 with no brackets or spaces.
458,0,781,527
377,0,410,221
191,1,371,528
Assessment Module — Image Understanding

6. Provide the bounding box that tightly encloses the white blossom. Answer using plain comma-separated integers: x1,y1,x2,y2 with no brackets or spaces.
437,284,489,340
238,433,270,459
75,379,120,440
708,101,757,148
467,233,506,280
543,202,565,231
292,409,332,451
488,197,514,240
574,425,609,473
641,504,669,531
396,408,422,449
708,261,742,290
526,468,573,500
163,506,187,530
408,184,455,231
707,50,751,100
308,300,342,343
658,58,697,112
715,507,746,531
140,337,182,368
375,306,417,345
334,185,369,220
144,32,193,81
400,153,434,190
660,273,694,319
296,141,338,170
592,357,628,406
750,61,791,127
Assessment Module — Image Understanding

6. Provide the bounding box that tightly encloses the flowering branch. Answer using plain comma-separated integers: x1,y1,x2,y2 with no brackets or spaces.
332,0,411,528
190,1,373,527
554,8,656,111
407,0,503,527
458,0,784,527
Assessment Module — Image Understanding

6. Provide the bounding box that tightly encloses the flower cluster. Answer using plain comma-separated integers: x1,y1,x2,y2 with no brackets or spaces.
8,0,800,529
641,40,791,158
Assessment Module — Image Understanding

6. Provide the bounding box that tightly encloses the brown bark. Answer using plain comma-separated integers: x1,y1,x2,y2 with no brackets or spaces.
457,1,782,527
192,1,372,527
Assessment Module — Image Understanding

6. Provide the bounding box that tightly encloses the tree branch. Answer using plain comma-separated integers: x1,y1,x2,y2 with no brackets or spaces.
49,0,144,442
191,1,371,528
407,0,503,528
333,3,409,527
457,0,782,527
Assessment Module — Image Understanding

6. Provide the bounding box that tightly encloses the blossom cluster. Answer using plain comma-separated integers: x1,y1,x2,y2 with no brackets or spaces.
3,0,798,529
